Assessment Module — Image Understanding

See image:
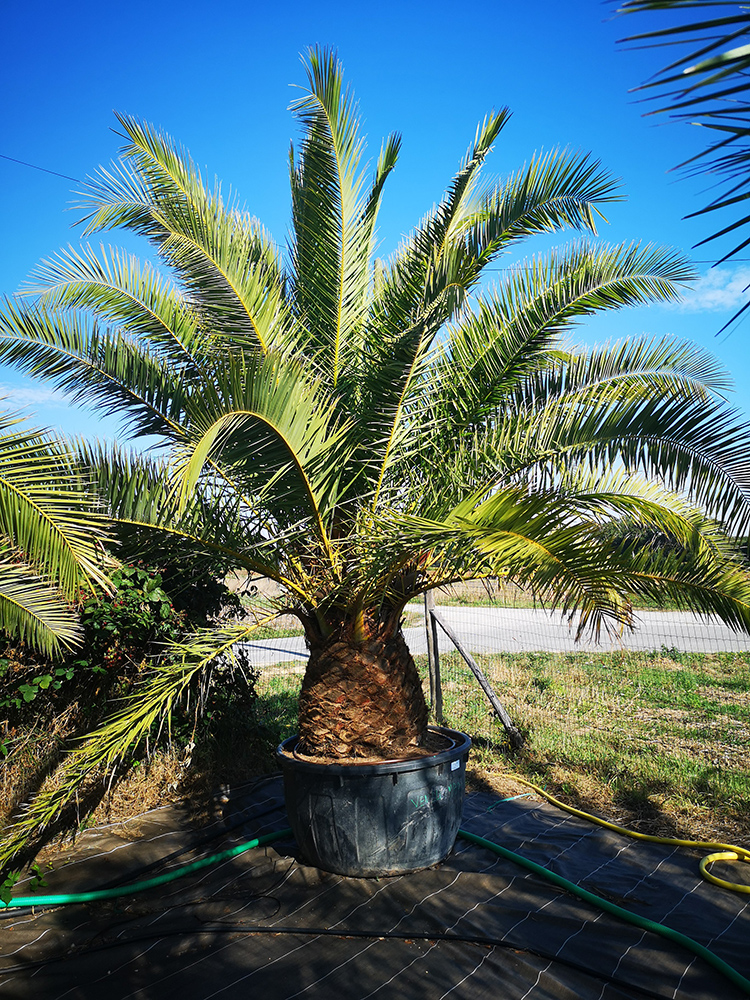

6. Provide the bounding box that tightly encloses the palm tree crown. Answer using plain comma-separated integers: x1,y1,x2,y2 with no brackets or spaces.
2,48,750,766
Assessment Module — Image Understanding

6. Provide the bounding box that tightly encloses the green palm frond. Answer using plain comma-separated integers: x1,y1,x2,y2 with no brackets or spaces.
0,410,111,655
172,351,356,535
367,109,510,347
24,245,208,372
78,115,293,354
0,556,82,655
76,440,325,604
423,339,750,529
427,241,695,437
0,299,190,440
0,414,110,596
0,615,281,869
289,47,377,384
464,147,623,257
376,467,750,634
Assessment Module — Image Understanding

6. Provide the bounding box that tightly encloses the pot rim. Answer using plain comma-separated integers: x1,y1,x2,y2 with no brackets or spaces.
276,725,471,777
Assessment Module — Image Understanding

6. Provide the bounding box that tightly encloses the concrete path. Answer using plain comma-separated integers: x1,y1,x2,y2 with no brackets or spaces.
240,606,750,666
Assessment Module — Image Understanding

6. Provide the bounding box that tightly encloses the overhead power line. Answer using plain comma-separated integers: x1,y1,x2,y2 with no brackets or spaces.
3,154,750,269
0,153,80,183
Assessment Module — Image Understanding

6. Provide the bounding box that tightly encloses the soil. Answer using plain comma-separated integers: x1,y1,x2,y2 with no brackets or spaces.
282,727,455,765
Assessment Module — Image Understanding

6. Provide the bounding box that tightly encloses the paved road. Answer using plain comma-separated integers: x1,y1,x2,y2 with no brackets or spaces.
240,606,750,666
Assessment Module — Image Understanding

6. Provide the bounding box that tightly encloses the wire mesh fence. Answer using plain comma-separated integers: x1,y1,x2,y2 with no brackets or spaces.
244,580,750,745
242,581,750,841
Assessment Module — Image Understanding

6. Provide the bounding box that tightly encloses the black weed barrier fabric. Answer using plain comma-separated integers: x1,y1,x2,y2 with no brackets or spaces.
0,777,748,999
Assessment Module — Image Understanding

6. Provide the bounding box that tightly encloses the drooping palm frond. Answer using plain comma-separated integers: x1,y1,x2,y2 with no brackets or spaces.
0,616,281,869
24,245,209,373
372,466,750,635
419,333,750,531
0,299,192,440
0,554,82,653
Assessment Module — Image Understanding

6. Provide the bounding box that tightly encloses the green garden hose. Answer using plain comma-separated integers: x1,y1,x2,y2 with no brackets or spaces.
0,828,292,909
457,828,750,996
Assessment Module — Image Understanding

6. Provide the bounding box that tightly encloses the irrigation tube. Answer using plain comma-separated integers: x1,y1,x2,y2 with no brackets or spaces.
511,776,750,896
456,829,750,997
0,824,748,996
0,829,292,909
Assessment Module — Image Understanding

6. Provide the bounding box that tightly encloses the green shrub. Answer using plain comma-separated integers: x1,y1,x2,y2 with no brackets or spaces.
0,558,243,726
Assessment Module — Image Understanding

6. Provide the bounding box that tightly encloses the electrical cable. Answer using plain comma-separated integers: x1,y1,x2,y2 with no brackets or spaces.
509,776,750,895
0,153,80,182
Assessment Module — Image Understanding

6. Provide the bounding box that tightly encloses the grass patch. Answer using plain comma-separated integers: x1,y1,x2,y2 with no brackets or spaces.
421,649,750,845
248,625,304,640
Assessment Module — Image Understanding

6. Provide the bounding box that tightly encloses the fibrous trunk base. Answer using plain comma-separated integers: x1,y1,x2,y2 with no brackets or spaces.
298,630,429,759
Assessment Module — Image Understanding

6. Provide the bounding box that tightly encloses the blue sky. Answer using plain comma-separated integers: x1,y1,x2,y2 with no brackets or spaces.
3,0,750,438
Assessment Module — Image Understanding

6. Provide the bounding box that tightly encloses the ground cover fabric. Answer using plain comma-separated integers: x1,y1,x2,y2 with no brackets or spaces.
0,776,748,999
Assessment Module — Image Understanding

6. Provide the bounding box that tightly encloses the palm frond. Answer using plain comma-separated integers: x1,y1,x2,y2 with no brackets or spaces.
376,467,750,635
0,298,191,440
0,556,82,655
465,148,622,259
77,115,294,355
368,109,510,345
404,242,695,472
0,409,111,654
0,616,281,870
618,2,750,322
172,351,356,540
24,245,208,373
289,46,378,385
0,413,111,596
459,354,750,530
77,440,323,603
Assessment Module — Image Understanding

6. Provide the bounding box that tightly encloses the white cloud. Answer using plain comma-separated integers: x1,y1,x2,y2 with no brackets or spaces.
674,266,750,313
0,384,69,409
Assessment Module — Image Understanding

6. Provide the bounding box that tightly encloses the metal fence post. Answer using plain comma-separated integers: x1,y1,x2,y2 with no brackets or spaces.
430,609,523,748
424,590,443,725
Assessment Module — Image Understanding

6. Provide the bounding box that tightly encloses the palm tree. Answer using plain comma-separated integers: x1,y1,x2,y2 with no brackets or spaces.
1,46,750,793
0,407,110,657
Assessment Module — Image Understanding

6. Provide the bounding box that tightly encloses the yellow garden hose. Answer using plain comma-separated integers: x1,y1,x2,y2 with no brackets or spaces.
511,776,750,894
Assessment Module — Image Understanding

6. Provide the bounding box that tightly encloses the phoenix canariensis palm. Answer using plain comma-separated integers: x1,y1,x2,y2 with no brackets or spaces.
1,47,750,818
0,407,110,658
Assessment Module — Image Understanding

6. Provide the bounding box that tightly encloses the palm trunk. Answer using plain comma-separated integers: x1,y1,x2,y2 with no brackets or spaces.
298,628,429,759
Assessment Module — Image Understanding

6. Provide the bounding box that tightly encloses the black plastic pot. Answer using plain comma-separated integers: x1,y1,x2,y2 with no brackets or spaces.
276,726,471,877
